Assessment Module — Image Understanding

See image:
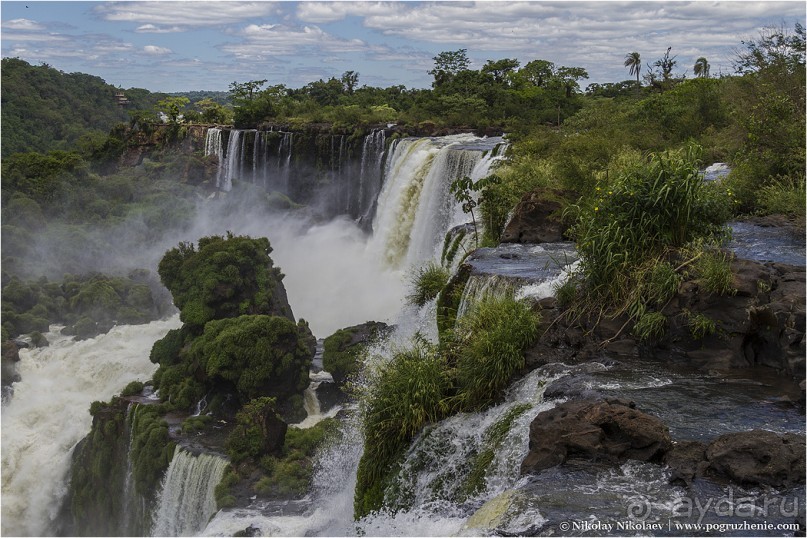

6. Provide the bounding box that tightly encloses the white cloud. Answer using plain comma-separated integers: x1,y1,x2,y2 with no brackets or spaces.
136,24,183,33
95,1,280,27
2,18,45,30
143,45,172,55
296,2,399,23
222,23,366,58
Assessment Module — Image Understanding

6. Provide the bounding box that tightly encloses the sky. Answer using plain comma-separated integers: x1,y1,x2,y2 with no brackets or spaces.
1,1,804,93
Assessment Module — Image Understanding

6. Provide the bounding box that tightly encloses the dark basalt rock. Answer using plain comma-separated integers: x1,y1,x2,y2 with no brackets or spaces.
530,257,805,381
520,398,672,475
500,189,572,244
665,430,806,489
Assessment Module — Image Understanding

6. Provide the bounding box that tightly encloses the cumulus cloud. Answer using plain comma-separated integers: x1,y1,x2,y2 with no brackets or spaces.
143,45,172,55
95,1,279,27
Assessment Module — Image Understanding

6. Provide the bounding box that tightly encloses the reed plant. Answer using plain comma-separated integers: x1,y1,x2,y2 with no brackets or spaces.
407,263,450,307
567,145,731,323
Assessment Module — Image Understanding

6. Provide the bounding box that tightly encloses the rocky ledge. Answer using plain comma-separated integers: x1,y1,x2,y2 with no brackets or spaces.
522,397,806,492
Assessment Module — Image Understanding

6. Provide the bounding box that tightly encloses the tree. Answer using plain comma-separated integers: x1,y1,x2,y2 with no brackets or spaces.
555,66,589,98
734,23,806,74
428,49,471,87
517,59,555,87
229,79,268,103
645,47,679,92
341,71,359,95
624,51,642,86
155,96,189,124
481,58,520,84
694,57,710,78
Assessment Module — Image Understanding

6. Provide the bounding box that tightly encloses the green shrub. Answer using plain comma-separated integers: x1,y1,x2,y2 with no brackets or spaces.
567,145,731,326
693,250,736,296
215,466,239,509
685,310,717,340
225,397,285,463
128,404,175,497
121,380,144,397
181,414,213,434
756,174,806,218
253,418,338,498
322,329,358,382
157,234,291,328
355,344,451,518
29,331,48,347
632,311,667,341
448,296,539,410
407,263,450,307
186,314,311,405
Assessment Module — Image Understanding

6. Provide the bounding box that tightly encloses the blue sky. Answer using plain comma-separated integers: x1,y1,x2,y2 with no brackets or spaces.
1,1,804,93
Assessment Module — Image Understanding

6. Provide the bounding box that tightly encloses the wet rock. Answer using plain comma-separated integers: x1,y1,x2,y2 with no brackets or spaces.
705,430,805,488
1,340,21,393
500,189,571,244
665,430,806,489
315,380,348,412
521,398,671,475
234,524,262,537
322,321,389,385
664,440,708,486
542,374,603,401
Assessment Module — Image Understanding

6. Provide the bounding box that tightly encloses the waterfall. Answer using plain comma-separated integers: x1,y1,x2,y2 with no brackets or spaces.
151,447,229,537
0,316,180,536
369,134,505,270
456,274,518,320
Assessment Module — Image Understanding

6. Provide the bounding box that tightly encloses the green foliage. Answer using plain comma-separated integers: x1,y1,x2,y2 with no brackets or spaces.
684,310,717,340
215,466,239,509
692,250,737,296
1,272,163,340
0,58,147,157
121,380,145,397
183,315,311,404
255,418,338,498
632,311,667,341
756,174,806,218
568,146,730,317
447,296,539,411
226,397,285,463
355,344,451,518
158,234,291,328
407,263,450,307
68,398,129,536
129,404,175,497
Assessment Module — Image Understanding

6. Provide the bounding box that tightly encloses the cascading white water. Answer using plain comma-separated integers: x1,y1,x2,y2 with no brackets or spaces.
369,134,506,270
151,447,229,537
456,274,518,320
0,316,180,537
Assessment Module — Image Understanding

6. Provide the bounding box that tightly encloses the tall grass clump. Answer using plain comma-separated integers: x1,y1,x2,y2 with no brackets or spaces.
756,173,806,219
568,145,731,321
447,296,539,411
355,344,451,518
407,263,450,307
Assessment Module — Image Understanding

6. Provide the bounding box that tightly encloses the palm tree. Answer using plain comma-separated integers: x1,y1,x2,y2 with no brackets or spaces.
694,57,710,78
624,52,642,87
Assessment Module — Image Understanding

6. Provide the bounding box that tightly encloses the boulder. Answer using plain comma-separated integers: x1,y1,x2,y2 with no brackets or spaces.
665,430,806,489
705,430,805,488
520,398,672,474
500,189,570,244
